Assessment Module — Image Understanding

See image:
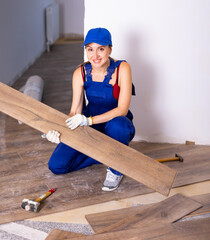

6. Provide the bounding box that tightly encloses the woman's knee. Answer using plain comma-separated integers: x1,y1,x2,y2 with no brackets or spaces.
48,162,67,175
48,155,70,175
48,142,100,174
48,142,77,175
105,116,135,145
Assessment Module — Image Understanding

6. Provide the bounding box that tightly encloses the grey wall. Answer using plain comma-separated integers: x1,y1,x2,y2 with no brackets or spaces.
0,0,54,85
56,0,84,38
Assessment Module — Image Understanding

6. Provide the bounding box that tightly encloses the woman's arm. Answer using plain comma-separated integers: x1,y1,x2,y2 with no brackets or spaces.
68,67,84,117
92,61,132,124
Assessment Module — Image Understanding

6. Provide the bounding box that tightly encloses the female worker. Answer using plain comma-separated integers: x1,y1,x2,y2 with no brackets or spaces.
46,28,135,191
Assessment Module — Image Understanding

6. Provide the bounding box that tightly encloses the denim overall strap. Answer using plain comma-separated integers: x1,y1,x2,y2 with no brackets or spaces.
104,58,116,84
84,62,92,83
104,59,126,84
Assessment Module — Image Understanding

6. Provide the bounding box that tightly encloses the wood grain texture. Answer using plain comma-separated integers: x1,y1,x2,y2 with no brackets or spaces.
189,193,210,217
46,229,85,240
90,194,202,234
0,82,176,196
68,217,210,240
85,192,210,233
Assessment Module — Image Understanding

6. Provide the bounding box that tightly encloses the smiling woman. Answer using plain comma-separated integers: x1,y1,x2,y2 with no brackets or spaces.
45,27,135,192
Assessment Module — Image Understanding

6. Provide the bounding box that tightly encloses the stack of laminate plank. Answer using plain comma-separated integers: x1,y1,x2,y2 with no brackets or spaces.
46,193,210,240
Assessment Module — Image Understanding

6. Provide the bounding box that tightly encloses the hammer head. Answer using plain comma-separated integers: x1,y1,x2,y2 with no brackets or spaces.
175,153,184,162
21,199,40,212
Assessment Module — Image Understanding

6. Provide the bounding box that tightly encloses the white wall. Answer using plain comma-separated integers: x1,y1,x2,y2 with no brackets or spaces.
56,0,84,37
0,0,54,85
84,0,210,145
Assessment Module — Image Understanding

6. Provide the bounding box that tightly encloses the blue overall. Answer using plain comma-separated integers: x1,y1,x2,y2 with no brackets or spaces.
48,59,135,175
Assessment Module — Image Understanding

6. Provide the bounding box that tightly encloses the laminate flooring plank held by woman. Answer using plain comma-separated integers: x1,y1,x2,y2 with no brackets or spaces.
0,82,176,196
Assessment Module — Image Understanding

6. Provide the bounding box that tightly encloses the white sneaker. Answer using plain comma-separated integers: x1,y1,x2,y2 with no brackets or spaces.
102,168,123,191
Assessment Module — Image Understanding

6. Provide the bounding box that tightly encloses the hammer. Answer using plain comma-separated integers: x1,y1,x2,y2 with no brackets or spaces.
156,153,184,163
21,188,56,212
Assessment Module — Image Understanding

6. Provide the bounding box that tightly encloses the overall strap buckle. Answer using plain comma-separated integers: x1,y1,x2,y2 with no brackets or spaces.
84,62,92,77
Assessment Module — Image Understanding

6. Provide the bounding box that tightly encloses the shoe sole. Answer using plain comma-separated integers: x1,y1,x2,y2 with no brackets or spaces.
102,185,119,191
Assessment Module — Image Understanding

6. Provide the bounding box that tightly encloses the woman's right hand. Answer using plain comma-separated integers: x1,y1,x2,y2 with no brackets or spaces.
45,130,61,144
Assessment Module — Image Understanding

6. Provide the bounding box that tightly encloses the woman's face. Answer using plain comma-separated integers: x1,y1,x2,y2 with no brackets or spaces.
85,43,112,68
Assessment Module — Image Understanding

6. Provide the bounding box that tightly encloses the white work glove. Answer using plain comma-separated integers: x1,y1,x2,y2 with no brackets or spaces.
66,114,93,130
45,130,61,144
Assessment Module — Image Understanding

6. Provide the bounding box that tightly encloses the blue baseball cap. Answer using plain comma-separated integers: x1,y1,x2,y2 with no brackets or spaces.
82,28,112,47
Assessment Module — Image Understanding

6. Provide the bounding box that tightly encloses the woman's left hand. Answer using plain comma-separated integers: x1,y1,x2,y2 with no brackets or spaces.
66,114,93,130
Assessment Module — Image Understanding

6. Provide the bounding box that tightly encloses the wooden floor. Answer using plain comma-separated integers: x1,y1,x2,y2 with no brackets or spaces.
1,42,210,238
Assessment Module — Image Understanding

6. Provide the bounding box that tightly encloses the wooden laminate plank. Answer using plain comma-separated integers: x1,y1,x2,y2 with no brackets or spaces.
68,218,210,240
46,229,85,240
85,192,210,233
187,193,210,217
93,194,202,234
0,82,176,196
86,194,202,234
85,204,149,233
